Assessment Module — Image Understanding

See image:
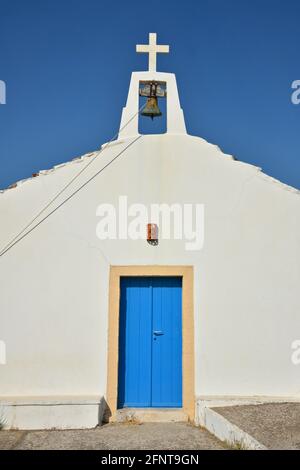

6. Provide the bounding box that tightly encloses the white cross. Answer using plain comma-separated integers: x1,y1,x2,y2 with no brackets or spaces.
136,33,169,72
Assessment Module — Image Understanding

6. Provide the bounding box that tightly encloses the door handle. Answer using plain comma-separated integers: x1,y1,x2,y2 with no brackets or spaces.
153,331,164,336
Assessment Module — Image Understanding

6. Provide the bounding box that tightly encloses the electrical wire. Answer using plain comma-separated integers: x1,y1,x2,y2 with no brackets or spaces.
0,104,145,257
0,136,142,257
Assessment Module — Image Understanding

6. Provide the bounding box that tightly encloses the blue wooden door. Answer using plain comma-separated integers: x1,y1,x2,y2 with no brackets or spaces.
118,276,182,408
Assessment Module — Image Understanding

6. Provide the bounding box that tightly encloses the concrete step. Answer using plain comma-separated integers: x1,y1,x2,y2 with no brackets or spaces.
116,408,188,423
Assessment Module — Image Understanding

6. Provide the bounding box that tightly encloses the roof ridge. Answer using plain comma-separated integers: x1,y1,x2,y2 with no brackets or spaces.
0,150,97,194
1,135,299,197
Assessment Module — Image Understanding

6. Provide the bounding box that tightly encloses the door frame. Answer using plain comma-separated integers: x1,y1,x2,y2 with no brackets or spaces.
106,266,194,421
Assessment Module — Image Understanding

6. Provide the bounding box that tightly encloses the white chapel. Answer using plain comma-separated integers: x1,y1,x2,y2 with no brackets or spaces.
0,34,300,429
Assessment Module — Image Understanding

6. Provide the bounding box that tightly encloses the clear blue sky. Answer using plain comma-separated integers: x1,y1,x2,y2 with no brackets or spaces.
0,0,299,189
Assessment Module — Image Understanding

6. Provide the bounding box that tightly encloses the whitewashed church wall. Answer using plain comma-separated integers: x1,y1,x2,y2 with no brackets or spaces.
0,133,299,401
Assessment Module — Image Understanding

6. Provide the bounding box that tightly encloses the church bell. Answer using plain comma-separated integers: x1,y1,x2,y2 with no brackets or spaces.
141,96,162,119
140,81,164,119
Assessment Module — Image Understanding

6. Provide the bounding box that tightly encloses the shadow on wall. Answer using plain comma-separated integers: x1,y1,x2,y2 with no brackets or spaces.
101,398,112,424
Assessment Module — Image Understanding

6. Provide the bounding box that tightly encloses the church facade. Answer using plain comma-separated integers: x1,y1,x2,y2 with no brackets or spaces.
0,34,300,429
